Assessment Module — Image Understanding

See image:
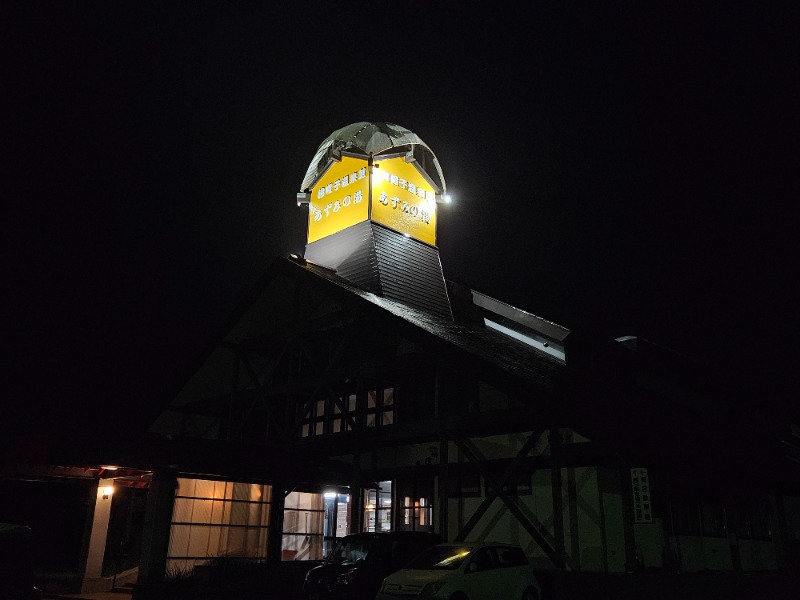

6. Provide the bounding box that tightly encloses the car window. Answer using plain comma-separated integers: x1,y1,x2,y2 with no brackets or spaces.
393,537,437,565
406,545,473,570
467,546,496,572
496,546,529,567
327,535,374,565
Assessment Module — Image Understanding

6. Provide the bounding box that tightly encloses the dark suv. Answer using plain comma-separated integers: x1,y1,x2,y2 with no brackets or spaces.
302,531,443,600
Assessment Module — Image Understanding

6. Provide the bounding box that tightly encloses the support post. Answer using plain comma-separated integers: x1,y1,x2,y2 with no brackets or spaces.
619,464,638,573
351,452,363,533
267,482,286,564
438,436,449,539
550,427,566,570
82,478,115,592
133,470,177,600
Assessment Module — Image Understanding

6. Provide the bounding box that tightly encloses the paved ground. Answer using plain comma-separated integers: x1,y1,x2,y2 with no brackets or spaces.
539,571,799,600
41,569,800,600
44,590,132,600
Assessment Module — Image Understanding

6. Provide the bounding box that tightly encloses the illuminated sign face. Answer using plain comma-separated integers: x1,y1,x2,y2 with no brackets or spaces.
308,156,370,243
371,156,437,246
307,154,439,246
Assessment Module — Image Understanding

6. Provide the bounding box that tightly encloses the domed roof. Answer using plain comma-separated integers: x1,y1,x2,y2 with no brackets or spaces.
300,122,446,194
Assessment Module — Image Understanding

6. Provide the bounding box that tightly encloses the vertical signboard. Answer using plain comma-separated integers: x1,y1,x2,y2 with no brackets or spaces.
308,156,370,244
371,156,438,246
630,468,653,523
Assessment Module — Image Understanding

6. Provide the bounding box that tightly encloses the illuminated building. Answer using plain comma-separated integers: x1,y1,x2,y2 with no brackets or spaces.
143,122,800,582
3,122,799,597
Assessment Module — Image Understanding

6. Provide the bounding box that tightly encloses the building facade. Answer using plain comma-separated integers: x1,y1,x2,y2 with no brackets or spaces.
4,122,799,596
140,122,800,586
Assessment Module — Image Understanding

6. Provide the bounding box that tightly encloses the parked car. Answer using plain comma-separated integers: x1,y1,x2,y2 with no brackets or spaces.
375,541,540,600
0,523,43,600
302,531,444,600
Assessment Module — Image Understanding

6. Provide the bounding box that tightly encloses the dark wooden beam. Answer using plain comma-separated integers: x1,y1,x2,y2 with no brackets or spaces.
452,434,564,569
289,406,560,456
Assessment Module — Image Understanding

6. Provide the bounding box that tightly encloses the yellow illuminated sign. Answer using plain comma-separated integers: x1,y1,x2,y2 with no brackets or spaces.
371,156,438,246
308,156,370,243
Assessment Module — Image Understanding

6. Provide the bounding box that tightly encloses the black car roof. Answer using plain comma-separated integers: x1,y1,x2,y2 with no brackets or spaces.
341,531,442,539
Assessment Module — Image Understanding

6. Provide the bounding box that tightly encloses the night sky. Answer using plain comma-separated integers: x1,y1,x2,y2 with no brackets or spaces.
7,2,798,447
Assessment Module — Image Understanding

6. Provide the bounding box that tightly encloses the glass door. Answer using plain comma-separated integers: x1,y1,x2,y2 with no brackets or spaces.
323,491,351,557
363,481,392,532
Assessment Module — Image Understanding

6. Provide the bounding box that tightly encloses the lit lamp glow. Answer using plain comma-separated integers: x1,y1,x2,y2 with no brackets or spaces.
102,485,114,500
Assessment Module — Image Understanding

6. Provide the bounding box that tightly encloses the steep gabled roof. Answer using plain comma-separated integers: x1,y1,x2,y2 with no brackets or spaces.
69,254,796,495
290,255,566,391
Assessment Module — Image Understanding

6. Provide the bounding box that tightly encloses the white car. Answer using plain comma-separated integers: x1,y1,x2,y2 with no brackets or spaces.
375,541,541,600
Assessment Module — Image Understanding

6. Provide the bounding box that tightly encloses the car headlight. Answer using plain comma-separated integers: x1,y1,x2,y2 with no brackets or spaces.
420,581,445,597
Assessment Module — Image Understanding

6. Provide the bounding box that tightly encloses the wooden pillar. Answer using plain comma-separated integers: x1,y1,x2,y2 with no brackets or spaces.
619,465,638,572
83,478,115,590
773,493,790,573
267,482,286,564
133,469,177,600
438,436,449,539
567,468,581,571
597,472,609,574
549,427,566,569
351,452,363,533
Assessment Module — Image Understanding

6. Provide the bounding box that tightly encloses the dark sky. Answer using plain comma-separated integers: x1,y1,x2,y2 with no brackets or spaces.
7,2,798,444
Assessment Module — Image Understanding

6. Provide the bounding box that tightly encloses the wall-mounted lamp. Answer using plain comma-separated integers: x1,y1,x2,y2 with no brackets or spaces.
102,485,114,500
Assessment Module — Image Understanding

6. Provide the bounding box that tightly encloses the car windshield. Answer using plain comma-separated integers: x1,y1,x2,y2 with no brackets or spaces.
327,536,375,566
405,545,473,570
